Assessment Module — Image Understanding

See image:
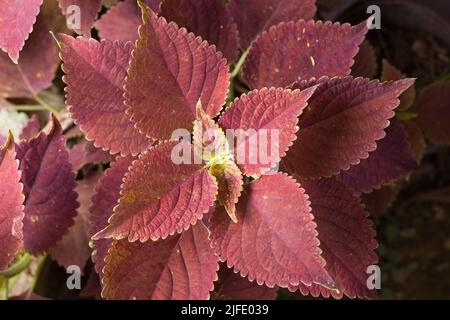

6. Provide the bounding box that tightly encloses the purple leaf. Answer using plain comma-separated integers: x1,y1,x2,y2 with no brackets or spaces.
16,116,78,254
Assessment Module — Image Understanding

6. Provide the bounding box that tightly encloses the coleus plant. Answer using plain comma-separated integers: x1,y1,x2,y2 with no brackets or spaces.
0,0,449,300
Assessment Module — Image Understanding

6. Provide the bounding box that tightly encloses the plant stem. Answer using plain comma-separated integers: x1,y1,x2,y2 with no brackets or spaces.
0,253,32,278
34,95,60,114
12,105,48,111
396,111,418,121
30,254,47,293
231,48,250,78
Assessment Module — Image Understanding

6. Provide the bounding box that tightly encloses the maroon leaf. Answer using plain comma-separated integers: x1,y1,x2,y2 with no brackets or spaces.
0,0,43,63
381,60,416,111
90,155,135,278
242,20,367,89
412,81,450,145
16,116,78,254
49,171,101,272
19,115,40,141
160,0,239,62
336,118,416,195
402,121,426,163
296,178,378,299
58,35,152,155
218,87,317,176
215,265,278,300
125,4,230,140
58,0,102,36
351,40,377,79
0,17,57,98
102,222,219,300
283,76,415,179
0,134,24,270
94,141,218,242
362,184,399,216
229,0,317,49
209,173,335,289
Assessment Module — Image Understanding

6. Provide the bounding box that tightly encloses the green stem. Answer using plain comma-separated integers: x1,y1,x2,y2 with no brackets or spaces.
231,48,249,78
12,105,48,111
0,253,32,278
34,95,60,113
30,254,47,293
396,111,418,122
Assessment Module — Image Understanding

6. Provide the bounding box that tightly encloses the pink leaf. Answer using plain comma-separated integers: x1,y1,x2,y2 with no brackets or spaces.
0,17,57,98
19,114,40,141
102,222,219,300
16,116,78,254
229,0,317,49
58,0,102,36
209,173,335,290
283,76,415,179
58,35,152,155
351,40,377,79
215,265,278,300
125,4,230,140
242,20,367,89
49,171,101,272
336,118,416,195
68,140,115,172
293,179,378,299
0,0,43,63
94,141,218,242
412,81,450,145
218,87,317,175
90,155,136,278
0,134,24,270
402,121,426,163
160,0,239,62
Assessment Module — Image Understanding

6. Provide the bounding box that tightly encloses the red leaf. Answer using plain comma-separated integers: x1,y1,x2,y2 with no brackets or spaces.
102,222,219,300
229,0,317,50
58,35,152,155
209,173,335,289
0,134,24,270
381,60,416,111
94,141,218,242
218,87,317,176
283,76,415,179
90,156,136,278
351,40,377,79
125,4,230,140
0,17,57,98
215,265,278,300
161,0,239,62
16,116,78,254
242,20,367,89
296,178,379,299
412,81,450,145
49,171,101,272
58,0,102,36
0,0,43,63
336,118,416,195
